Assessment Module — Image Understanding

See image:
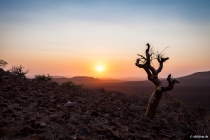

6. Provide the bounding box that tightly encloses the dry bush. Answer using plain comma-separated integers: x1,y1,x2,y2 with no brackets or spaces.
10,65,29,79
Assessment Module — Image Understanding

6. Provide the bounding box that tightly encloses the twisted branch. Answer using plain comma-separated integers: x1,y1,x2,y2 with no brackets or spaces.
163,74,179,92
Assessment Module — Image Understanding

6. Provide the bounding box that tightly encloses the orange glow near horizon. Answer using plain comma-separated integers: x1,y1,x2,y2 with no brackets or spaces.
2,49,210,79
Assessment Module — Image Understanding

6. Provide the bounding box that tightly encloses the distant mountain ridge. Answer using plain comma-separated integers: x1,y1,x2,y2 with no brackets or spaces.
119,77,147,81
52,76,66,78
51,71,210,111
52,76,125,84
178,70,210,79
52,70,210,85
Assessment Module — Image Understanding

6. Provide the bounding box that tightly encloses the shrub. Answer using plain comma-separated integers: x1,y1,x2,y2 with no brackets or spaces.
62,81,76,87
61,81,83,90
10,65,29,79
0,59,8,68
34,74,53,82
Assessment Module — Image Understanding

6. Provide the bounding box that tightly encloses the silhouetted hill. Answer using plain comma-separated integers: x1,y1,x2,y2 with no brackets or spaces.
178,70,210,79
119,77,147,81
71,76,98,83
52,71,210,111
119,70,210,86
52,76,66,78
176,70,210,86
52,76,96,84
53,70,210,86
52,76,125,84
67,71,209,111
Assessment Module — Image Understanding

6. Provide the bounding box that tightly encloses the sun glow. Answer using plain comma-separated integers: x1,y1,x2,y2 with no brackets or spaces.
96,65,104,72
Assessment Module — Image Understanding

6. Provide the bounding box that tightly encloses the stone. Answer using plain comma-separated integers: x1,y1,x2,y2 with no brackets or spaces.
0,127,6,137
76,136,87,140
96,128,108,134
49,108,55,112
0,103,8,107
90,111,99,117
66,101,76,107
110,130,120,139
77,127,90,136
21,125,37,134
40,122,47,127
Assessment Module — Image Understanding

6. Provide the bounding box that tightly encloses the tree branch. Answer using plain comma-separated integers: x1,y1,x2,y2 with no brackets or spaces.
135,58,144,68
135,43,158,77
145,43,151,65
135,58,152,77
156,56,169,74
137,54,147,63
163,74,179,92
144,43,157,75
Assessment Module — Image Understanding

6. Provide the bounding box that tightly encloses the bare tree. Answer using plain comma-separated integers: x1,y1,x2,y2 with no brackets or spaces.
0,59,8,68
135,43,179,119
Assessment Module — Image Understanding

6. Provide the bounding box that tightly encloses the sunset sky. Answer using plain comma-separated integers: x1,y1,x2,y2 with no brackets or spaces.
1,0,210,79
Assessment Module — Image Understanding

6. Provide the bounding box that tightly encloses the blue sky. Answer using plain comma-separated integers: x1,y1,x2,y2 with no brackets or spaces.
0,0,210,78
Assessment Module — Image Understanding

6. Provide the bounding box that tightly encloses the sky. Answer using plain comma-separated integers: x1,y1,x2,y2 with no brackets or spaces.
0,0,210,79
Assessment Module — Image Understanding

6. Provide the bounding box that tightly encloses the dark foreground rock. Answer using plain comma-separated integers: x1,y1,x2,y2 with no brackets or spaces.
0,68,209,140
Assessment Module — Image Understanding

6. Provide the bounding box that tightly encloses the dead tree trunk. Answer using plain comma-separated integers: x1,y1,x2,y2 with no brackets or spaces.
135,43,179,119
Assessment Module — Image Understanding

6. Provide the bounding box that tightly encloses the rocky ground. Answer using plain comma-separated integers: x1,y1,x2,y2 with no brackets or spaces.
0,68,209,140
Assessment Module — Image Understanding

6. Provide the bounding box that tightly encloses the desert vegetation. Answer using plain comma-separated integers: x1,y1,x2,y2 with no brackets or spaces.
61,81,84,91
9,65,29,79
0,60,8,68
34,74,53,82
0,60,209,140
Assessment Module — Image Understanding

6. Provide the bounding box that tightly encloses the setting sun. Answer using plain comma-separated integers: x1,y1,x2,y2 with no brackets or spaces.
96,66,104,72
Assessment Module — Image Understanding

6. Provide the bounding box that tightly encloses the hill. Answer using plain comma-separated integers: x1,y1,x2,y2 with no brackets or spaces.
52,76,125,84
52,71,210,111
53,70,210,86
178,70,210,79
176,71,210,86
0,68,209,139
64,71,210,111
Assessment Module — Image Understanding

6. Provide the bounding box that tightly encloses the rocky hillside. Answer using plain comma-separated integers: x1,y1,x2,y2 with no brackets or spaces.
0,68,209,140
